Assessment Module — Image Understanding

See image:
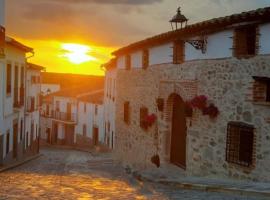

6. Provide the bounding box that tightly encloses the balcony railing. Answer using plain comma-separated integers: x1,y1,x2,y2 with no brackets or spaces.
53,111,76,122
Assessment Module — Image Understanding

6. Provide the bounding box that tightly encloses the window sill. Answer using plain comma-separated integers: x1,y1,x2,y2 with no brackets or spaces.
253,101,270,106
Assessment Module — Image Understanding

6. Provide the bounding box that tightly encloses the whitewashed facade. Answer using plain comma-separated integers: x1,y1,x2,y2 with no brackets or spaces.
104,68,116,149
40,90,106,148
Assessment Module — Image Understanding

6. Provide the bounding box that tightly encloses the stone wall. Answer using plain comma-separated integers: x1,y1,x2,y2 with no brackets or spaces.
115,55,270,182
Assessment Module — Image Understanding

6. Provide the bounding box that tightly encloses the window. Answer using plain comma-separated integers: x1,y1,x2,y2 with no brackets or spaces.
173,40,185,64
6,64,11,95
253,76,270,102
84,103,87,113
83,124,87,137
234,25,257,58
108,122,111,132
26,131,29,147
140,107,148,130
142,49,149,69
56,101,60,112
6,131,10,155
226,122,255,167
95,105,98,115
20,66,24,88
20,119,23,141
125,55,131,70
31,76,36,84
124,101,130,124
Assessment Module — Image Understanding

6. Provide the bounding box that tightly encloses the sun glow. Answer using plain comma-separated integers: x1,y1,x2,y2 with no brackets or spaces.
61,43,97,64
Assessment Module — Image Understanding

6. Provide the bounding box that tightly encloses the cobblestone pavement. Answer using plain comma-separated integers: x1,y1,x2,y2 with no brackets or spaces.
0,147,267,200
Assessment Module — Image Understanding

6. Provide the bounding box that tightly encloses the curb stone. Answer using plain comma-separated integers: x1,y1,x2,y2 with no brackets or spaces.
133,173,270,199
0,154,43,173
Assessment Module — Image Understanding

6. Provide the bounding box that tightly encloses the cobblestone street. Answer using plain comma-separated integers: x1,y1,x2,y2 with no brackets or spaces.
0,148,267,200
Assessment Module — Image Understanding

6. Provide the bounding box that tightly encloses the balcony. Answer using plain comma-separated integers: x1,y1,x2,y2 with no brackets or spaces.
0,26,5,57
53,111,76,123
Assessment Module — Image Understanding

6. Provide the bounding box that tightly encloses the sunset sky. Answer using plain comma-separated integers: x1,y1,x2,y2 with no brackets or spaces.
5,0,270,76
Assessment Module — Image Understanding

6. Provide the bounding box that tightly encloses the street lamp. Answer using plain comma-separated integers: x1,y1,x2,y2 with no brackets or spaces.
169,7,188,30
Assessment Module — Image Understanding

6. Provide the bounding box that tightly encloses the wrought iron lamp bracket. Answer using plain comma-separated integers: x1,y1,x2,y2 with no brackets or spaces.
186,36,207,54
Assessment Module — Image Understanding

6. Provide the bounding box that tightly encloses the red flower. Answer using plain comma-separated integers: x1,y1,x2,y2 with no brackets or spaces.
145,114,157,124
203,104,219,119
189,95,208,110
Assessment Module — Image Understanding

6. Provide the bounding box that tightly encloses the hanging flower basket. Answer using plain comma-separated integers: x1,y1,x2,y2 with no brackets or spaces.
188,95,208,110
202,104,219,119
187,95,219,119
141,113,157,129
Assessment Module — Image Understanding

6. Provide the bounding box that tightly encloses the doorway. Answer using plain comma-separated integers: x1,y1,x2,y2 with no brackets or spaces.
170,94,187,169
93,127,99,146
13,122,18,159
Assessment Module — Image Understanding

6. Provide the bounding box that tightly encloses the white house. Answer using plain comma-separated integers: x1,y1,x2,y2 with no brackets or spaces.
25,63,44,155
76,90,105,148
103,60,117,149
40,87,106,148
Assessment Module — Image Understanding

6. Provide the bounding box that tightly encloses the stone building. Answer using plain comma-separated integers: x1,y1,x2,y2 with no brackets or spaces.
106,7,270,182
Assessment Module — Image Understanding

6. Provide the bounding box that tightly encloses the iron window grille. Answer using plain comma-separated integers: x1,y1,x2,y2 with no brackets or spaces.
226,121,255,167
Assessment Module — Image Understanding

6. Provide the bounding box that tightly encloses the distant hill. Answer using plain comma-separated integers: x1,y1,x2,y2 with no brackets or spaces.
41,72,104,90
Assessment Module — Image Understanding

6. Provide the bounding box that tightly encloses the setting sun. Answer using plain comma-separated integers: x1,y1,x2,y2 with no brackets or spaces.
61,43,97,64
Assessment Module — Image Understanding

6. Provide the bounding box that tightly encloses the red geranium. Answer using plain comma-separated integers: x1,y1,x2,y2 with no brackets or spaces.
188,95,208,110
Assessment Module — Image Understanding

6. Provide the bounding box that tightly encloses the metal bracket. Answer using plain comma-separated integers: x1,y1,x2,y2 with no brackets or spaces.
186,37,207,54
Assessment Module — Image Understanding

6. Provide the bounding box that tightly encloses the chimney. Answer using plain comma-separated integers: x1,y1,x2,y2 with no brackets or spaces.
0,0,5,57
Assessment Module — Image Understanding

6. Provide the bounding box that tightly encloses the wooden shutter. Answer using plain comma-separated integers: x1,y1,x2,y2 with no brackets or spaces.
173,40,184,64
267,82,270,102
124,102,130,124
234,25,257,58
140,107,148,129
142,49,149,69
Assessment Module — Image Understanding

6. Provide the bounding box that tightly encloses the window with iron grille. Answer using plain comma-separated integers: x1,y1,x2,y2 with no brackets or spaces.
140,107,148,130
142,49,149,69
173,40,185,64
226,122,255,167
125,55,131,70
124,101,130,124
234,25,258,58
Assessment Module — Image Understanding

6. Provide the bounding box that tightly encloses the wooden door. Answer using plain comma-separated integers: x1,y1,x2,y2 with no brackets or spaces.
46,128,51,143
93,127,99,146
170,95,187,169
65,125,74,145
13,122,18,159
53,124,58,144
